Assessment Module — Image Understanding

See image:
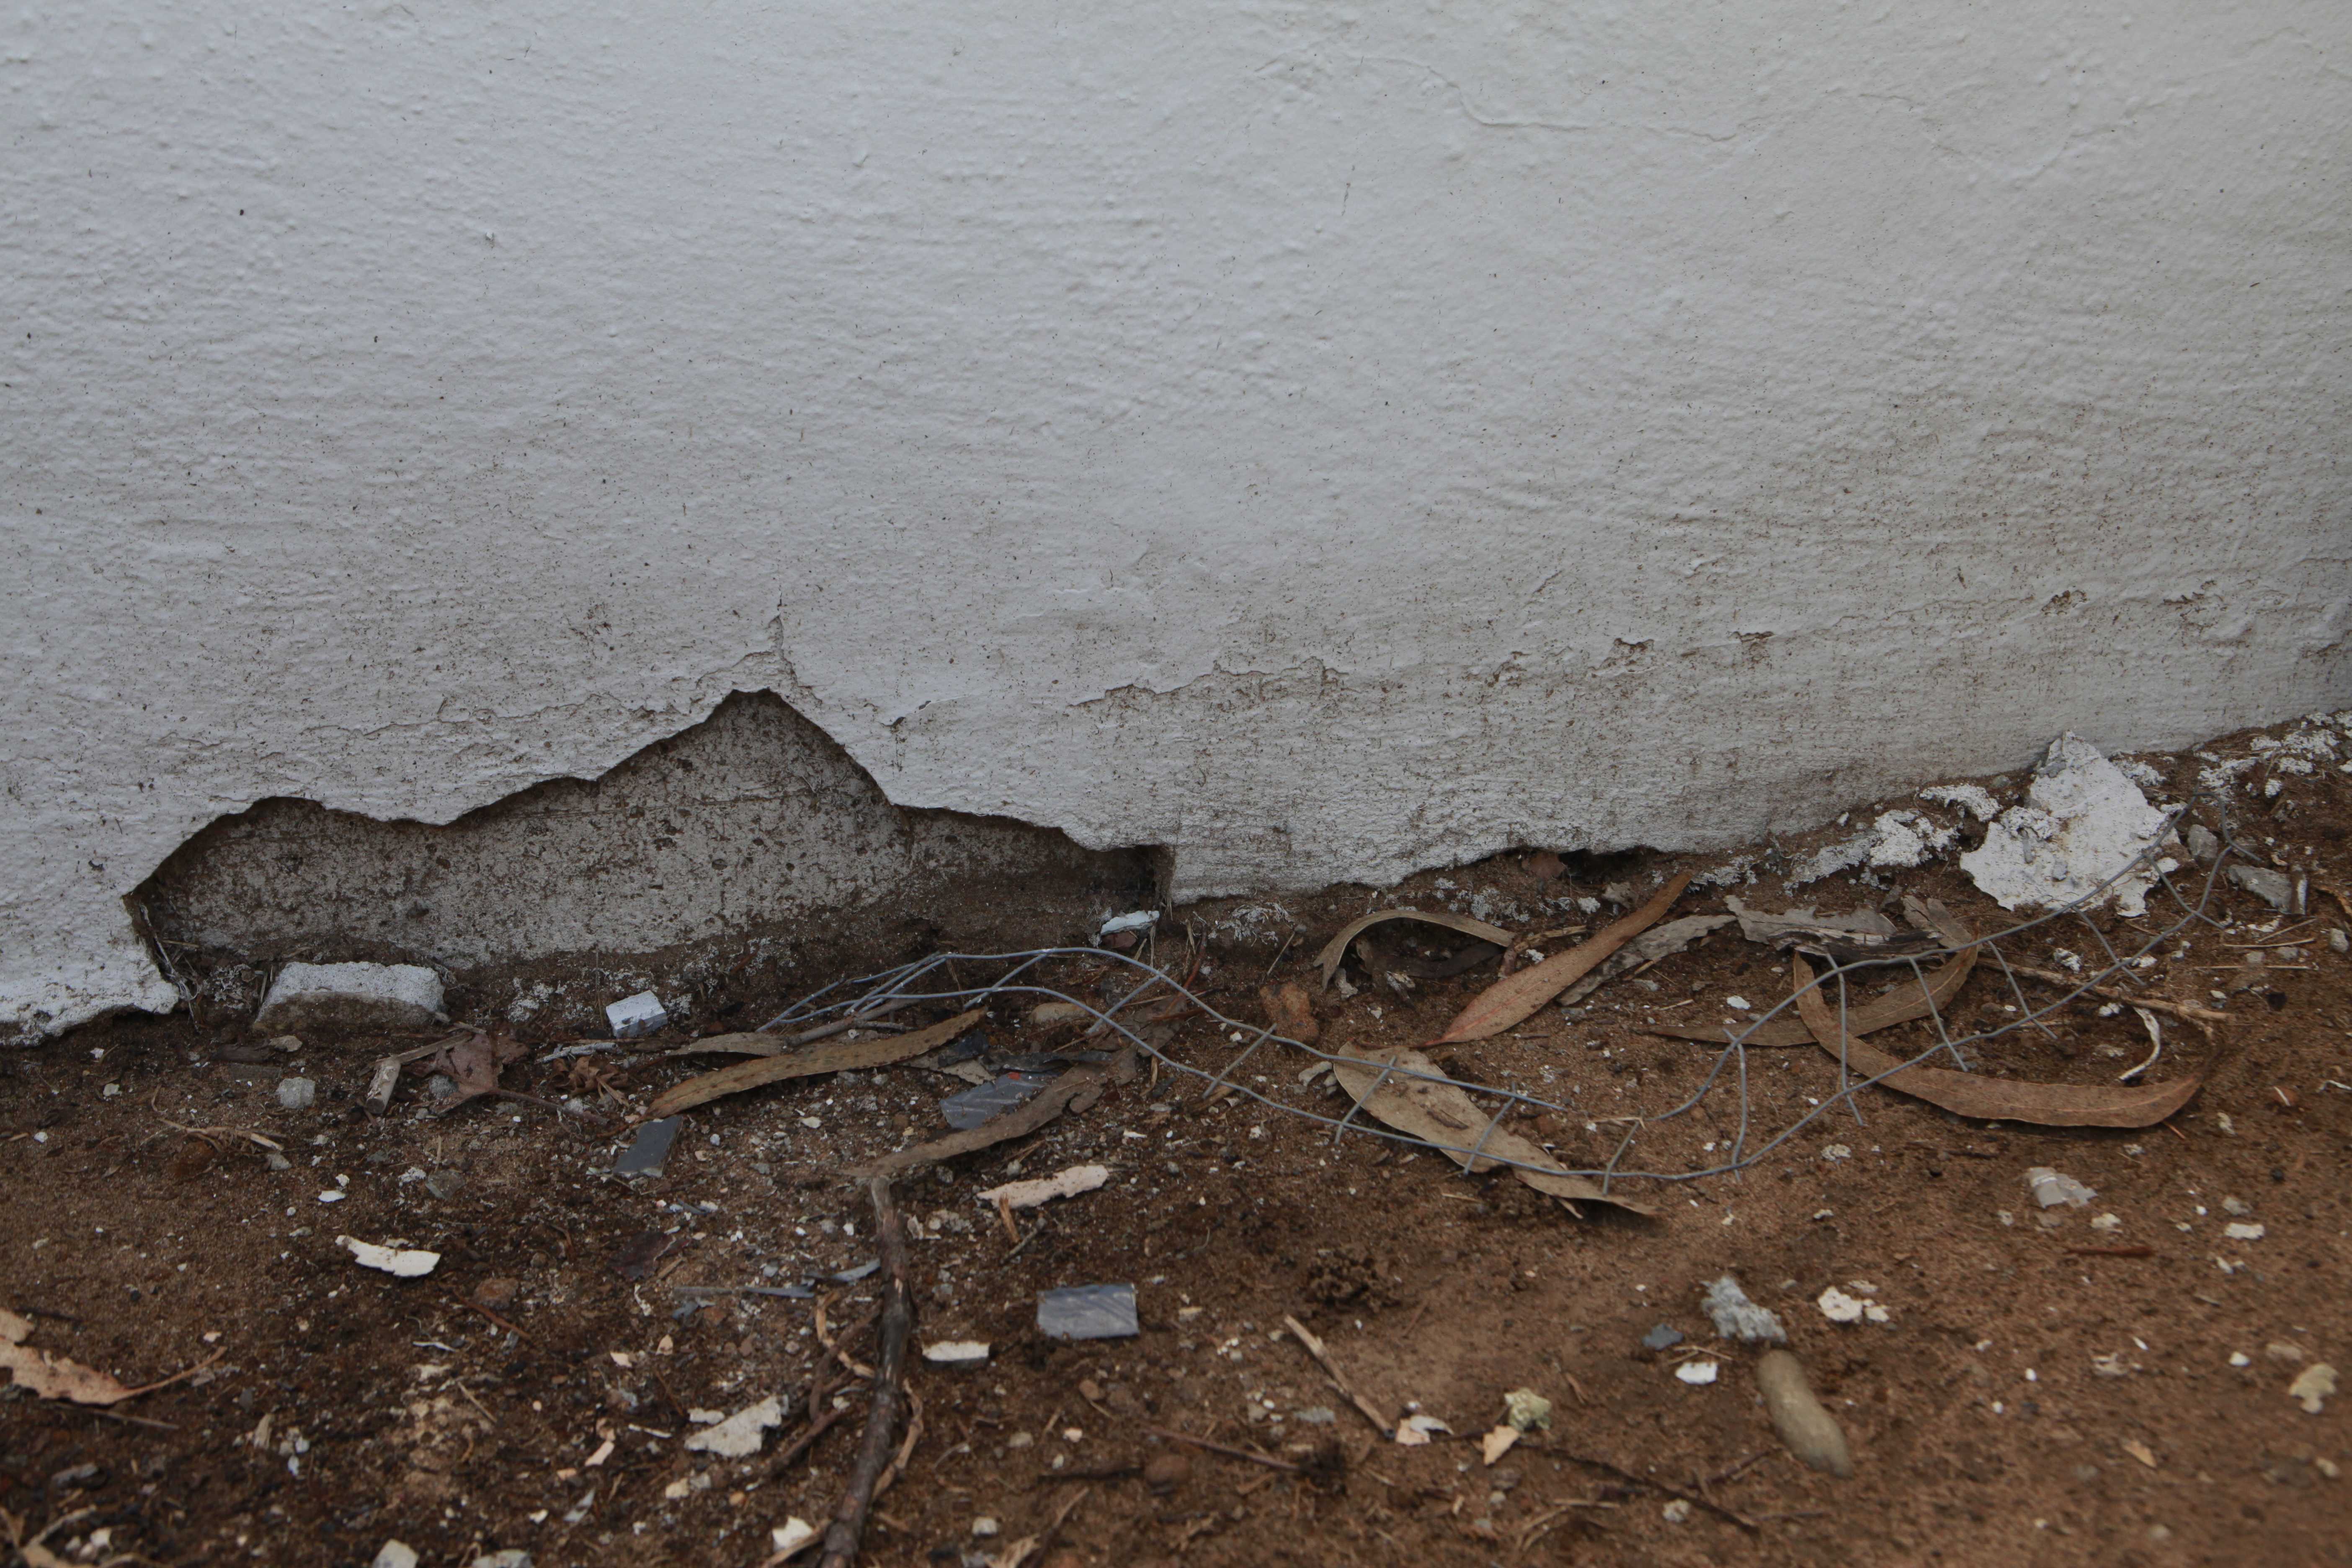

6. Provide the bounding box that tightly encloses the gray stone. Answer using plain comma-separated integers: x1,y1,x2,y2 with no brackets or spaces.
423,1168,464,1200
1037,1283,1139,1340
614,1117,680,1176
2226,864,2295,912
253,962,446,1034
2185,824,2220,863
1702,1274,1788,1345
266,1150,293,1171
1641,1322,1684,1351
276,1076,316,1110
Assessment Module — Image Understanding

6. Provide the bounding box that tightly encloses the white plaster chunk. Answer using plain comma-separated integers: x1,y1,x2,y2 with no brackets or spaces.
681,1396,787,1456
339,1236,441,1277
977,1164,1109,1211
255,963,446,1033
1960,735,2169,916
1920,784,2001,822
606,990,670,1039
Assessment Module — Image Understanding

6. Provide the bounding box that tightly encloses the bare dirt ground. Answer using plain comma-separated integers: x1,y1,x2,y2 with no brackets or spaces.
6,717,2350,1568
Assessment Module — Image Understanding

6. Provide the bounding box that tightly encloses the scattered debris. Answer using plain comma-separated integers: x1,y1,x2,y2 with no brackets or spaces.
1555,915,1735,1010
858,1051,1132,1179
1037,1285,1138,1341
1674,1360,1719,1385
615,1117,681,1176
364,1039,457,1117
645,1008,985,1119
1316,910,1516,990
607,990,671,1039
1755,1350,1853,1477
416,1030,533,1117
1701,1275,1787,1345
2288,1364,2337,1415
338,1236,441,1278
943,1072,1059,1132
1959,734,2171,916
683,1395,787,1457
254,961,447,1032
1394,1413,1451,1447
1435,872,1693,1041
921,1341,990,1369
2027,1168,2097,1209
1328,1044,1653,1217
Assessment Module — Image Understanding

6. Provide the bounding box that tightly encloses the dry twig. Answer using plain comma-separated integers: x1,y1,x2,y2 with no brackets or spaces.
815,1177,913,1568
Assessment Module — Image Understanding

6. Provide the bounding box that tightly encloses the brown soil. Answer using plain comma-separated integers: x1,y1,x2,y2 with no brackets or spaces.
6,719,2350,1568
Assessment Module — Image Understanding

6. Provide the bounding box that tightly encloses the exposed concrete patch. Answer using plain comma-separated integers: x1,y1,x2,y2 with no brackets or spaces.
137,693,1161,1037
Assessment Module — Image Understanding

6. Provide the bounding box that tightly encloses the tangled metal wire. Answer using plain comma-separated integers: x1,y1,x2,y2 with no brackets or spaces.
749,811,2265,1202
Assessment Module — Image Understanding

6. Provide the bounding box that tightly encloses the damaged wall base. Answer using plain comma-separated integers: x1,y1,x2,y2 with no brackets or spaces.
138,693,1163,1034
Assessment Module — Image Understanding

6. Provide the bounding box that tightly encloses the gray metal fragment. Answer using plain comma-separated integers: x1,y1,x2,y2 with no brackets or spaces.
941,1071,1057,1131
1037,1283,1139,1340
616,1117,681,1176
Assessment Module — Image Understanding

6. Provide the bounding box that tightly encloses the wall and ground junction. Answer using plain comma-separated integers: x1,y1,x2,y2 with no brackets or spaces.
4,1,2348,1038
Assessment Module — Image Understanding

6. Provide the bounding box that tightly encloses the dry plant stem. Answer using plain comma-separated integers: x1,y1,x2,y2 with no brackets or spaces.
1556,1450,1757,1531
2001,965,2229,1028
1279,1315,1393,1434
1140,1426,1300,1473
815,1176,912,1568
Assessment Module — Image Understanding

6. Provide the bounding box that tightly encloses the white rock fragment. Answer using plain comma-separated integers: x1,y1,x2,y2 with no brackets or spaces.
371,1544,420,1568
1675,1360,1720,1385
606,991,670,1039
1817,1287,1867,1324
1097,910,1158,937
1922,783,2001,821
255,962,446,1032
277,1076,317,1110
2288,1364,2337,1415
2223,1222,2266,1241
2026,1167,2097,1209
769,1519,817,1559
1960,735,2170,916
339,1236,441,1277
683,1395,786,1457
922,1341,992,1368
977,1164,1109,1211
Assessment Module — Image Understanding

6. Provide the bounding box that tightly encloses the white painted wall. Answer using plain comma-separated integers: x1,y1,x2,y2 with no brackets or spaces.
6,1,2348,1038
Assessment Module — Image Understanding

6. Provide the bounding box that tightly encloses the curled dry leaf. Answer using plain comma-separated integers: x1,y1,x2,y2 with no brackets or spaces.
647,1008,985,1119
1315,910,1516,991
1329,1044,1654,1217
1435,872,1694,1043
1788,953,2204,1127
1650,900,1978,1048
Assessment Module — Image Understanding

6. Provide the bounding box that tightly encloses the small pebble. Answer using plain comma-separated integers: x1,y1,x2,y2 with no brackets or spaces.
970,1518,1000,1539
1756,1349,1854,1478
276,1077,317,1110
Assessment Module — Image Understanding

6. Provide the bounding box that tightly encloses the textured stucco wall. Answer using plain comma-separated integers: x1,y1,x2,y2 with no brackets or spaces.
5,1,2349,1037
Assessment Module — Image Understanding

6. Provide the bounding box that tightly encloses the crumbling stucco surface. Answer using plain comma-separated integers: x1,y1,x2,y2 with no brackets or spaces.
5,2,2349,1037
142,693,1161,978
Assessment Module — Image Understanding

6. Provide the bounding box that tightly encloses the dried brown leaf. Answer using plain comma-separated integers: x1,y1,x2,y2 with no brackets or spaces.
1435,873,1694,1042
1329,1044,1654,1217
1790,954,2203,1127
646,1008,986,1120
0,1343,135,1406
1649,903,1977,1048
1315,910,1516,991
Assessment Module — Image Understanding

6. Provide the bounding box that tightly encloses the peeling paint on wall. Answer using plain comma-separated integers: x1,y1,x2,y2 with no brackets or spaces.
4,1,2349,1037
